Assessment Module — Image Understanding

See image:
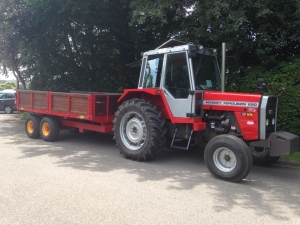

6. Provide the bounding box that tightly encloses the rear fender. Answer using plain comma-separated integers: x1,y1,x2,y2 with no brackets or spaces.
118,88,172,120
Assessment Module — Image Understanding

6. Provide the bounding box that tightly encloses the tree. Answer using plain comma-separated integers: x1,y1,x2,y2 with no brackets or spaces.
129,0,300,68
0,0,28,89
1,0,149,91
11,0,143,91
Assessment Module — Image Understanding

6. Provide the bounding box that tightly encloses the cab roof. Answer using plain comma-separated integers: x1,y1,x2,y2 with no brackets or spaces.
155,40,186,50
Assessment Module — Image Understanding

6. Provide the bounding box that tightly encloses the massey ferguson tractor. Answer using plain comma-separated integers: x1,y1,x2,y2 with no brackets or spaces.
17,40,299,182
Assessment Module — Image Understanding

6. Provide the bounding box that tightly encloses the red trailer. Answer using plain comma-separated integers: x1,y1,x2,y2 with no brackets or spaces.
17,90,121,139
17,40,299,182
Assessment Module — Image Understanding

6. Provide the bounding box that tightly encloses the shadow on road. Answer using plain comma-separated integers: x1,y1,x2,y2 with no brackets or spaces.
1,114,300,221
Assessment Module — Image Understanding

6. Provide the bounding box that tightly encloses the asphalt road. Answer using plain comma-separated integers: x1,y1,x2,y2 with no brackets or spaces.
0,113,300,225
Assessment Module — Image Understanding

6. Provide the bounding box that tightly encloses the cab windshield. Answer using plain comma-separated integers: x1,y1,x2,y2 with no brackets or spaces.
192,54,221,90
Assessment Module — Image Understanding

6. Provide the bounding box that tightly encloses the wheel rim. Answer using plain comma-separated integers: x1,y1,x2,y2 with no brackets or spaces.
5,106,12,113
120,112,147,151
42,122,50,136
27,120,34,134
213,147,237,172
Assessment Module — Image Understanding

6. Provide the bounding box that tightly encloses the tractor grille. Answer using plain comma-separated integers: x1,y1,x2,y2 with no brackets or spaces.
265,96,277,138
260,95,278,140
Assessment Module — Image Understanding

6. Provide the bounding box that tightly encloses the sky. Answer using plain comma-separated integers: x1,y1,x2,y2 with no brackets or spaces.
0,71,16,81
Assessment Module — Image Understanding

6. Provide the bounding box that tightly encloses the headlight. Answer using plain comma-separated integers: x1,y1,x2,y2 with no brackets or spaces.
272,118,275,125
266,119,269,126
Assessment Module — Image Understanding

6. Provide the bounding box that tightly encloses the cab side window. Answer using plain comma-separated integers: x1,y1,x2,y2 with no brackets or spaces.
164,53,190,98
143,54,164,88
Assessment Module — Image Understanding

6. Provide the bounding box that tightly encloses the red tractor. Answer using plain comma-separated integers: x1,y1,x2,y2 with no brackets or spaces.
17,40,299,182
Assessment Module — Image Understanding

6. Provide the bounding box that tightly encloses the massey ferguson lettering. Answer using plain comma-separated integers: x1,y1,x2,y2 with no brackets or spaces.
204,100,259,107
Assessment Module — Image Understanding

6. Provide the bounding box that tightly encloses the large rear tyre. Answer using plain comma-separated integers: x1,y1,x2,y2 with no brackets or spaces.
204,135,252,182
250,146,280,166
25,114,41,139
40,117,60,142
113,99,166,161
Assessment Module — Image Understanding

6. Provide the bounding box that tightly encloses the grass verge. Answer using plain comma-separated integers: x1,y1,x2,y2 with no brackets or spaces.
20,112,30,121
280,152,300,163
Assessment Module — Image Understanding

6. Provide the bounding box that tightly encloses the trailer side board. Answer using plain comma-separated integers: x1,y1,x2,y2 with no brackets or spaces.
17,90,121,125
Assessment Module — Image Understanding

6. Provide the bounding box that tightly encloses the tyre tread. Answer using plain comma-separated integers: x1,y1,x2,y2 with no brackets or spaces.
113,99,166,161
25,114,41,139
40,117,60,142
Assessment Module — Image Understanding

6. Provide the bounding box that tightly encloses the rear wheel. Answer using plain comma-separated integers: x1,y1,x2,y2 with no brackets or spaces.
113,99,166,161
25,114,41,139
40,117,60,142
204,135,252,182
4,105,13,114
250,146,280,166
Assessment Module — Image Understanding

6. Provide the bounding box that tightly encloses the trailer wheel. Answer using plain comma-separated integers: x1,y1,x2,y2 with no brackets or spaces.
40,117,60,142
25,114,41,139
204,135,252,182
250,146,280,166
113,99,166,161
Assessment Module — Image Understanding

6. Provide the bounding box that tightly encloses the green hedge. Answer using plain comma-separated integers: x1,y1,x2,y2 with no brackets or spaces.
226,57,300,136
0,82,16,90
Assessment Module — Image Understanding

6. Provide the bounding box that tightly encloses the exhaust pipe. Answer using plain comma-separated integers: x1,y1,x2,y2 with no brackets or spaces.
221,43,226,92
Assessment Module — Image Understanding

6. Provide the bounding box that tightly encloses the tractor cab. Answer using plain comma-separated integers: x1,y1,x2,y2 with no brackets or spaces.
138,40,221,118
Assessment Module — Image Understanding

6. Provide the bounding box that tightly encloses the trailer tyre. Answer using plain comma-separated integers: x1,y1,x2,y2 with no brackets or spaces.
113,99,166,161
25,114,41,139
40,117,60,142
204,135,252,182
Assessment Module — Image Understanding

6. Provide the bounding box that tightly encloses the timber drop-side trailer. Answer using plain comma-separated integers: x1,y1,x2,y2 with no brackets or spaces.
17,40,299,182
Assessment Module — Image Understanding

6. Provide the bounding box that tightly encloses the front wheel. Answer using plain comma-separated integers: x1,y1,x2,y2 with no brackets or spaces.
113,99,166,161
204,135,252,182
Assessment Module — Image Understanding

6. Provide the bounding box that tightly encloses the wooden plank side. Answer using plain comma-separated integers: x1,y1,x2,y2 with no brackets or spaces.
17,90,119,124
108,95,120,115
95,95,107,116
19,92,32,108
92,93,121,123
70,95,89,116
94,94,121,117
52,93,68,113
33,92,47,110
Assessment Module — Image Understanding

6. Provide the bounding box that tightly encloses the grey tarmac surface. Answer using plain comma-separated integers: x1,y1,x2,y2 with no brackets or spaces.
0,113,300,225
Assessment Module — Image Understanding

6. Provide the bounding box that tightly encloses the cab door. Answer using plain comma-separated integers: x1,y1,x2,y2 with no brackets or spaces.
162,52,194,118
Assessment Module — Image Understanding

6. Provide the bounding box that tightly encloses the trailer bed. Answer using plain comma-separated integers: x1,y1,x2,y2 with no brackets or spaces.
17,90,121,132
